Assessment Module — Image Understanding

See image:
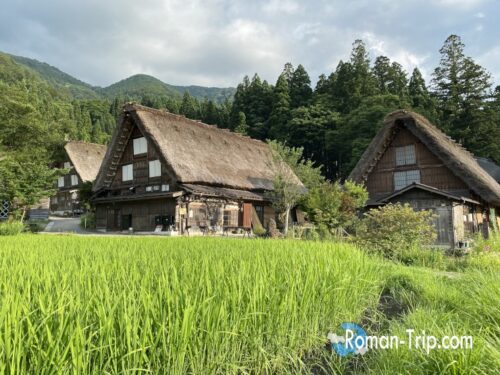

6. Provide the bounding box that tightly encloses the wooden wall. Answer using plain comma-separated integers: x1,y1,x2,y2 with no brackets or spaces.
366,127,468,200
111,125,175,194
95,199,177,231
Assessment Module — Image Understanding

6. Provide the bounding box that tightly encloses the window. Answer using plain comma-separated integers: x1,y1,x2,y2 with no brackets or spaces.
223,210,238,226
122,164,133,181
146,186,153,192
153,185,160,191
394,169,420,190
63,162,71,169
70,175,78,186
161,184,170,192
149,160,161,177
133,137,147,155
395,145,416,166
58,176,65,188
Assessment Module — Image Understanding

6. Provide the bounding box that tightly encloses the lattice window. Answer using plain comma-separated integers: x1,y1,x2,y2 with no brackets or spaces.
394,170,420,190
223,210,238,226
395,145,416,166
0,201,9,220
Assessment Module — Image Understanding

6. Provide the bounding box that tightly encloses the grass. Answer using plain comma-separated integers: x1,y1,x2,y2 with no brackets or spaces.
0,235,498,374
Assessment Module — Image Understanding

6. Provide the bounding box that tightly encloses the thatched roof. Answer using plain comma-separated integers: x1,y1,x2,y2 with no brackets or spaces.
64,141,107,182
475,157,500,183
348,110,500,206
94,103,302,192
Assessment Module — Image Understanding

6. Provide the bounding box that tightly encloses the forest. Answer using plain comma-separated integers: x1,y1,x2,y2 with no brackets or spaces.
1,34,499,209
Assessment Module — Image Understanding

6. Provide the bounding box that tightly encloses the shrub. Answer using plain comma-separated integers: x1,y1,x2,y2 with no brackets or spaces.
0,220,25,236
356,203,436,260
26,219,49,233
80,213,96,229
302,180,368,235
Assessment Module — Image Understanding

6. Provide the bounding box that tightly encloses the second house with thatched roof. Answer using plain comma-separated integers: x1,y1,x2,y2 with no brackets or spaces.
349,110,500,248
51,141,107,215
92,103,304,234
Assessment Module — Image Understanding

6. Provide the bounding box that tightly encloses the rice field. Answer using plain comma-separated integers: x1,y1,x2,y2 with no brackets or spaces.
0,235,498,374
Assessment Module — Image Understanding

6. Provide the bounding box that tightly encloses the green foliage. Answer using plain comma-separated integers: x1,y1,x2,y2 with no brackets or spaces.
0,220,25,235
266,140,324,191
26,219,49,233
80,212,96,229
267,74,291,141
0,156,61,222
303,181,368,234
357,203,437,259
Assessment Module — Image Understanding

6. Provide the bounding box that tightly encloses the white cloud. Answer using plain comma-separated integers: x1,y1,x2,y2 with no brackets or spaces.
362,32,429,75
436,0,488,9
262,0,300,14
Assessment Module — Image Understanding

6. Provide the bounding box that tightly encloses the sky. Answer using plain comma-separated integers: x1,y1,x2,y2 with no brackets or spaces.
0,0,499,88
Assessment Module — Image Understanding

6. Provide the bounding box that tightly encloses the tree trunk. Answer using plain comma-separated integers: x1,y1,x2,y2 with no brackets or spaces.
20,207,27,223
284,205,290,235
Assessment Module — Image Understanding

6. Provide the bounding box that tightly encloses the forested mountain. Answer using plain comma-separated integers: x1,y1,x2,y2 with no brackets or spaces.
7,54,235,103
9,54,100,99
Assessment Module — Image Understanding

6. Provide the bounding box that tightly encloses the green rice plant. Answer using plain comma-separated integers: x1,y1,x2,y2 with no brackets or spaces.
0,235,497,374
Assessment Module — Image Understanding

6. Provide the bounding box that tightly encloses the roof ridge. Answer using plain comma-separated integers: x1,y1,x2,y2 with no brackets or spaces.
65,140,107,147
123,102,268,147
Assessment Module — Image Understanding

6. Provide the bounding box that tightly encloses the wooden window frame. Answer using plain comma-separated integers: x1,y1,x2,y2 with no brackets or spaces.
133,137,147,155
395,145,416,166
394,169,420,190
149,160,161,178
122,164,133,181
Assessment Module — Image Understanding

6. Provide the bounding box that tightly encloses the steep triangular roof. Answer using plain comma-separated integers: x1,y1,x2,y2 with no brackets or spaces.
64,141,107,182
475,157,500,183
94,103,303,192
348,110,500,206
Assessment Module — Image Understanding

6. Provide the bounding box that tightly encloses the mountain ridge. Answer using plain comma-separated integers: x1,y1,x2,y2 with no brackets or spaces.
7,53,235,103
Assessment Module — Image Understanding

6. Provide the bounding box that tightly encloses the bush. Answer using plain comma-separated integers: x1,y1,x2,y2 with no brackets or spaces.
0,220,25,236
26,219,49,233
356,203,436,260
80,213,96,229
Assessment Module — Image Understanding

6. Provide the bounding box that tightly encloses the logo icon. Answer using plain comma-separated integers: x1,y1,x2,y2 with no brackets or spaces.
328,323,368,357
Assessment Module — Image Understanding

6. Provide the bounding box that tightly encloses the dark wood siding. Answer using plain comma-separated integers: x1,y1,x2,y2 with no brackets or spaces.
366,128,468,200
96,199,177,231
110,124,174,193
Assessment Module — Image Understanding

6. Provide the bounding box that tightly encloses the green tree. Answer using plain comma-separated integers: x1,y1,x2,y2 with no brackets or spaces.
432,34,493,145
266,141,317,234
0,154,61,221
234,111,249,135
303,180,368,234
408,68,437,121
268,74,291,141
289,64,312,108
179,92,199,119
